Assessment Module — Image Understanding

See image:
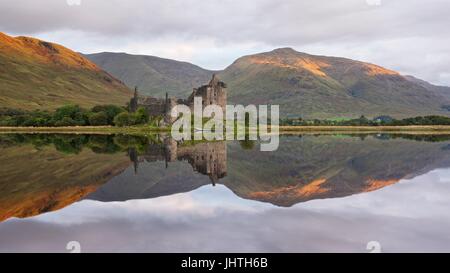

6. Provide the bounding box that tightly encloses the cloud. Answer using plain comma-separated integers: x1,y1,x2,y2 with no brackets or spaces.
0,0,449,85
3,171,450,253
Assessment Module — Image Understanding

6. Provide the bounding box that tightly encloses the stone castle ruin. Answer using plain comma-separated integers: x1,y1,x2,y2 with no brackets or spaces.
129,74,227,124
129,139,227,185
127,75,228,184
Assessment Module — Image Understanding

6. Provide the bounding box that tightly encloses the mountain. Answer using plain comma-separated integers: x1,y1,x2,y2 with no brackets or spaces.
85,47,450,119
84,52,215,98
405,75,450,107
219,48,450,119
0,32,132,110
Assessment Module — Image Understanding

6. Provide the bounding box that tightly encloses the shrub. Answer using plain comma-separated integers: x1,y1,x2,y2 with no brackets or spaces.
91,105,125,125
134,107,149,124
53,105,87,126
88,112,109,126
114,112,132,127
55,117,76,127
22,117,47,127
113,108,149,127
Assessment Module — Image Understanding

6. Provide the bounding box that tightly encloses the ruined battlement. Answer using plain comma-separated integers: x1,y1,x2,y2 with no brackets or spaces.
129,74,227,124
130,139,227,185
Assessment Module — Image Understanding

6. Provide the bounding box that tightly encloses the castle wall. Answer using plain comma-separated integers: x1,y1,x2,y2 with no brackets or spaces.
130,75,227,125
134,97,163,115
187,78,227,111
177,142,227,183
132,139,227,184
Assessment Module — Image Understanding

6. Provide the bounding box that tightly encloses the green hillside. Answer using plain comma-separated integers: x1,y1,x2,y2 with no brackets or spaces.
86,47,450,119
220,48,450,119
85,52,214,98
0,32,132,110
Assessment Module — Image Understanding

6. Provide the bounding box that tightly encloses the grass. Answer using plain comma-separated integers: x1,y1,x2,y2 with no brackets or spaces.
279,125,450,133
0,125,170,135
2,125,450,136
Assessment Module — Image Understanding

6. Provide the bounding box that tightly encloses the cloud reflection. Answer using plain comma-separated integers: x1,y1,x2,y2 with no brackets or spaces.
2,168,450,253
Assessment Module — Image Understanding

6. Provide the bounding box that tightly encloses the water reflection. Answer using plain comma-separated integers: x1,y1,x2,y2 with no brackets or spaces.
129,138,227,184
1,133,450,252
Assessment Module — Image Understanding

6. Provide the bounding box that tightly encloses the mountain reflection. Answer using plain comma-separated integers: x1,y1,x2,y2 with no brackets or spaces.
1,133,450,222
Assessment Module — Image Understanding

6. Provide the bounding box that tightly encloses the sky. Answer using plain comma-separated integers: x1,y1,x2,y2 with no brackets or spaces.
0,0,449,86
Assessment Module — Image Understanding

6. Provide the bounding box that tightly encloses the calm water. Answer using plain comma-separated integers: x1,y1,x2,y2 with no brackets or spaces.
1,133,450,253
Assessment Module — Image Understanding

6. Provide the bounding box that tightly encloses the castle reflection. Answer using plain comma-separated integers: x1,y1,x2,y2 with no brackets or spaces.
129,139,227,185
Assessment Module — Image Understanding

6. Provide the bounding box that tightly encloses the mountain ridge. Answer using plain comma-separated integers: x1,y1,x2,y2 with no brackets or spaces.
219,48,450,118
3,31,450,119
0,32,132,110
86,47,450,119
84,52,215,98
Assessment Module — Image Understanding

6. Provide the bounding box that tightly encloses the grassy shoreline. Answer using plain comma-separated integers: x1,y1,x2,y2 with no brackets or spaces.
279,125,450,132
2,125,450,135
0,126,169,135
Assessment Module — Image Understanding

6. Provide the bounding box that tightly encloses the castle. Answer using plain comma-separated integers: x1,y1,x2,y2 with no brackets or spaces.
129,138,227,185
129,74,227,124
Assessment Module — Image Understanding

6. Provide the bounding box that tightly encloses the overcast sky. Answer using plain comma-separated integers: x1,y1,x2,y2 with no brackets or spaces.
1,0,449,86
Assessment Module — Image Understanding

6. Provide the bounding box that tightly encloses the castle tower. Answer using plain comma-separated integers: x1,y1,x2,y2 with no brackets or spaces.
188,74,227,111
209,74,219,86
129,86,139,113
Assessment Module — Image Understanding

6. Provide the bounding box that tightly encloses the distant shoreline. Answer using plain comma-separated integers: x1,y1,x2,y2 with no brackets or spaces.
279,125,450,132
2,125,450,135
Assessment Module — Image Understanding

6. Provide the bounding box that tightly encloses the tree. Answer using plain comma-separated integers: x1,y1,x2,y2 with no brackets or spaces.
114,112,132,127
134,107,149,125
55,117,76,127
88,112,109,126
359,115,369,125
91,105,125,125
53,104,87,126
54,105,81,120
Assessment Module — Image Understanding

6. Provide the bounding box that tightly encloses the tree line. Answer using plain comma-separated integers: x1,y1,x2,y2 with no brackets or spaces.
280,115,450,126
0,105,161,127
3,106,450,127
